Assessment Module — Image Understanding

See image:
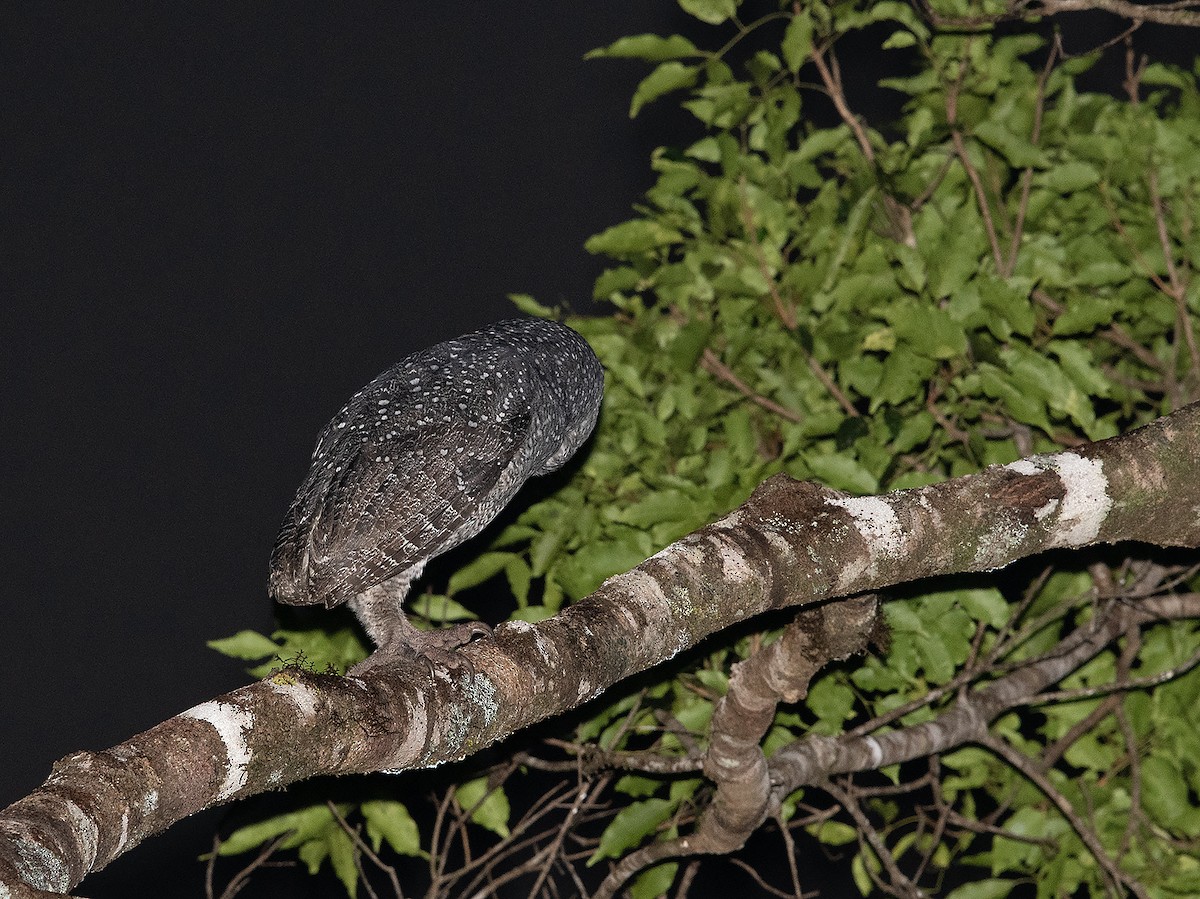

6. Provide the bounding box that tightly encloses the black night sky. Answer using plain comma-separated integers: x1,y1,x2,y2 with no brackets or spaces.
1,5,1192,897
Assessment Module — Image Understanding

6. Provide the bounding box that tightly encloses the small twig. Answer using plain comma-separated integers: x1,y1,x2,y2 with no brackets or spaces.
981,733,1149,898
326,801,403,899
1039,0,1200,26
726,856,803,898
1002,35,1060,277
946,49,1004,271
809,40,915,246
738,179,797,330
676,860,702,899
774,811,814,899
526,781,597,898
701,348,806,422
825,779,924,898
809,44,875,166
208,833,290,899
1032,643,1200,704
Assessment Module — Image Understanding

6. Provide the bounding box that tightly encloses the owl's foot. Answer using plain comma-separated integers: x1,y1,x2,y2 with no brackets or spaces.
349,622,492,676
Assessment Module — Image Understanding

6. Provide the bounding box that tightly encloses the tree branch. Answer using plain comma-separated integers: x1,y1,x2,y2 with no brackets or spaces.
4,403,1200,897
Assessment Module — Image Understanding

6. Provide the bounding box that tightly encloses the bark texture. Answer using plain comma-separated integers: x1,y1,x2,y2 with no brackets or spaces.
3,403,1199,898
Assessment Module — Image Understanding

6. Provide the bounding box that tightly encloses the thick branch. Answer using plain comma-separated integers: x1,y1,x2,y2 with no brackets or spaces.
3,404,1200,897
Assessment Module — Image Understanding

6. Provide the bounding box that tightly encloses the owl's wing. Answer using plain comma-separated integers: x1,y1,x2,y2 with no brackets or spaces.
300,405,534,607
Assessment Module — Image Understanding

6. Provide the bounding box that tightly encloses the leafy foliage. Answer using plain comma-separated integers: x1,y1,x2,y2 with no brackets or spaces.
210,1,1200,895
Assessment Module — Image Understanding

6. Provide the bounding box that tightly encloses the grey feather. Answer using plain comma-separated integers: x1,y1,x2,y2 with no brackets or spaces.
268,318,603,659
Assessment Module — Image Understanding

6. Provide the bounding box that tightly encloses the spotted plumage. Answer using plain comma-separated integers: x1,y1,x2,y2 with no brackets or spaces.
269,318,603,669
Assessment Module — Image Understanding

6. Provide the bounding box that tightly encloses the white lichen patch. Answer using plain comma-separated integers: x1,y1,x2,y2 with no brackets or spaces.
1050,453,1111,545
180,700,254,800
716,535,756,585
461,672,499,728
63,799,99,871
971,513,1028,570
827,496,904,588
1034,498,1059,521
764,530,791,556
660,539,706,567
388,687,428,771
116,809,129,854
1004,459,1041,477
14,833,68,891
497,620,558,668
269,680,319,718
828,496,904,557
1008,452,1111,547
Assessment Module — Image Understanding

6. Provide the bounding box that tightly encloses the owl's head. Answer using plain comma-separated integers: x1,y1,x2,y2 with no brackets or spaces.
489,318,604,475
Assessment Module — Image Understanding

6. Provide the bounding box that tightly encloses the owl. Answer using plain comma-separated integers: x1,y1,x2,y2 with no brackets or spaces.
269,318,604,670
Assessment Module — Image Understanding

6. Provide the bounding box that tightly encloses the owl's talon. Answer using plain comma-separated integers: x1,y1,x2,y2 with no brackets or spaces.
348,623,493,677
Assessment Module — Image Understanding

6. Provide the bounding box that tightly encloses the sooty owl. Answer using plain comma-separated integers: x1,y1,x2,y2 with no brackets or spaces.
269,318,604,671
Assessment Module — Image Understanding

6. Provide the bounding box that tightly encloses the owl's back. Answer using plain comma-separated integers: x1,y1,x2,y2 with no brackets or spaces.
269,318,602,609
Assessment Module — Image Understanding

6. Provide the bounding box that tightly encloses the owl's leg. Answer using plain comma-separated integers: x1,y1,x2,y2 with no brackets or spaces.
348,569,490,673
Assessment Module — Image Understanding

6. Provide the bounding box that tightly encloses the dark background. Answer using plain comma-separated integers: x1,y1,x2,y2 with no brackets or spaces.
1,4,1191,897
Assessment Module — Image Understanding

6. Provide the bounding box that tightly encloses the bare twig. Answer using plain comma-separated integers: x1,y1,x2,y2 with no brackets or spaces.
981,734,1149,899
825,779,924,898
700,348,807,422
1002,35,1061,277
946,49,1004,271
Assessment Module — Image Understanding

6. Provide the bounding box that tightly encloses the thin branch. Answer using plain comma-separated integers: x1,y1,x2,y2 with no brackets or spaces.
1002,35,1060,278
980,734,1149,899
700,348,806,422
825,779,923,899
327,802,403,899
946,49,1004,270
1032,642,1200,703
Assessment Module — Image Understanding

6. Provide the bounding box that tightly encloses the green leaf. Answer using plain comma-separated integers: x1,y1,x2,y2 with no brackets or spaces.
447,552,515,595
585,219,684,257
556,533,649,599
408,594,477,623
251,627,367,676
615,775,663,798
956,588,1010,629
219,804,340,855
326,824,359,899
973,121,1049,169
807,676,857,727
589,798,675,863
887,302,968,359
677,0,737,25
507,293,556,318
629,62,700,118
1039,161,1100,193
808,820,859,847
586,34,700,62
207,630,280,661
456,777,512,838
1142,755,1200,836
613,489,702,529
361,800,424,857
946,880,1017,899
804,452,879,494
631,862,679,899
781,12,814,73
669,320,713,368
